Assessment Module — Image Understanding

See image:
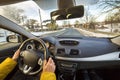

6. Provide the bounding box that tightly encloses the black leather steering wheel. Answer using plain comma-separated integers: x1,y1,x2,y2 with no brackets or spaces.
18,38,49,75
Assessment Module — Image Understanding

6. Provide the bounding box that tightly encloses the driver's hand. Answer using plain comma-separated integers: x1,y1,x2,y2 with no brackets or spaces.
12,49,20,61
43,58,56,73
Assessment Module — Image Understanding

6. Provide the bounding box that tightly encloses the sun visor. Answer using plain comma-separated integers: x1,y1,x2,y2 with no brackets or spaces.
0,0,26,6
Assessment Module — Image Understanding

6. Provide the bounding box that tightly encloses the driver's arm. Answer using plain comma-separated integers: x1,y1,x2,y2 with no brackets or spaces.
40,58,56,80
0,50,20,80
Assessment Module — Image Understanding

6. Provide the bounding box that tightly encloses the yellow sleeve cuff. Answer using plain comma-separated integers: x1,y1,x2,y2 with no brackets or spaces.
40,72,56,80
0,57,17,80
3,57,17,64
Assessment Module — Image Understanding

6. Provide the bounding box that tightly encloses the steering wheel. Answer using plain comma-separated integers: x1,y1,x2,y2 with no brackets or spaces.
18,38,49,75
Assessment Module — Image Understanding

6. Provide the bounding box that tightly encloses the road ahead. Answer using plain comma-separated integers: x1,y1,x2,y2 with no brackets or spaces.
43,28,84,37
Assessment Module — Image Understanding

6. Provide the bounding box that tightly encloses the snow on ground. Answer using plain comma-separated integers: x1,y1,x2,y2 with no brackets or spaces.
31,28,65,36
97,29,111,33
0,29,65,43
75,28,116,38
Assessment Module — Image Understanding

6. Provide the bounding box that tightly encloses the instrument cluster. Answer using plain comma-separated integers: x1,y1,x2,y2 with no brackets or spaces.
25,40,55,54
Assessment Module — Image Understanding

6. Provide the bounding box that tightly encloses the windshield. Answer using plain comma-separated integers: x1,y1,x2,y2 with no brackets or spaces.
0,0,120,38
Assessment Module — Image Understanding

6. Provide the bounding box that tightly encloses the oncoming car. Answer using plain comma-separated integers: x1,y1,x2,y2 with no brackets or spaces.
0,0,120,80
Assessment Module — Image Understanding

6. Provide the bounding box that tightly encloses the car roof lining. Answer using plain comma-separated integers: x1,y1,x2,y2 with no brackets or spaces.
0,0,100,10
0,0,28,6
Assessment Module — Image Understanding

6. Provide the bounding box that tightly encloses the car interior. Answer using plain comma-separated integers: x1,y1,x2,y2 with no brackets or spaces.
0,0,120,80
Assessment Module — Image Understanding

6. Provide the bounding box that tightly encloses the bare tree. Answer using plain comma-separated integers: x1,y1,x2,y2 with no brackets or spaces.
79,12,97,30
98,0,120,32
28,19,37,26
74,20,80,28
2,6,25,24
98,0,120,13
25,19,38,30
62,21,68,27
98,0,120,22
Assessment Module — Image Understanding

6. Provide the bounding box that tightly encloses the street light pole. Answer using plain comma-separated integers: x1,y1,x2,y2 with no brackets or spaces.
38,9,43,31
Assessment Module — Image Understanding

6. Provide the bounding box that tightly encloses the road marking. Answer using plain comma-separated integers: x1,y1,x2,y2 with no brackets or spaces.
55,30,67,36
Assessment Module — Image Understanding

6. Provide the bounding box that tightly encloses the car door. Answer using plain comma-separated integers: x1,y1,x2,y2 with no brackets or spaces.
0,28,41,80
0,28,21,63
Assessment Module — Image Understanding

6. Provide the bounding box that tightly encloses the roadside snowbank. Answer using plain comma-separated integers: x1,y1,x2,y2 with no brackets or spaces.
75,28,117,38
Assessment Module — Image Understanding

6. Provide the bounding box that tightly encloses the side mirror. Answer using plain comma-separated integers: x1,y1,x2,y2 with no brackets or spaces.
7,35,20,43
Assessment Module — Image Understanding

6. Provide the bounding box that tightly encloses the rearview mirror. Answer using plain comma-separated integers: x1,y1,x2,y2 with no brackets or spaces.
67,6,84,19
51,9,67,20
51,5,84,20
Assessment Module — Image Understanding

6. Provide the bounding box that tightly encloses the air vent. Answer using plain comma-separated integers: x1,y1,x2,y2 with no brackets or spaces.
70,49,79,55
57,48,65,54
59,40,79,46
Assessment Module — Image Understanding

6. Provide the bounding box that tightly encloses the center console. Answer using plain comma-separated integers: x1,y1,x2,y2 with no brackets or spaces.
56,39,79,80
57,61,77,80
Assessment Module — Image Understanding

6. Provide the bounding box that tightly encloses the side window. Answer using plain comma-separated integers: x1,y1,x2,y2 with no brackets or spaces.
0,28,19,45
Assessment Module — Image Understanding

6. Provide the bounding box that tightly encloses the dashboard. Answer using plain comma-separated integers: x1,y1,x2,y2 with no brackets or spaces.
30,36,120,69
41,36,120,57
42,36,120,69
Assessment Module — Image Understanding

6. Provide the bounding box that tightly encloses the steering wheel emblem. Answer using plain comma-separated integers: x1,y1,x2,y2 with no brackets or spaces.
38,58,43,66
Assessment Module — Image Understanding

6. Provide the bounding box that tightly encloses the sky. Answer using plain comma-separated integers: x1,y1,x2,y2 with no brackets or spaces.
0,1,49,22
12,1,49,22
0,0,107,25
